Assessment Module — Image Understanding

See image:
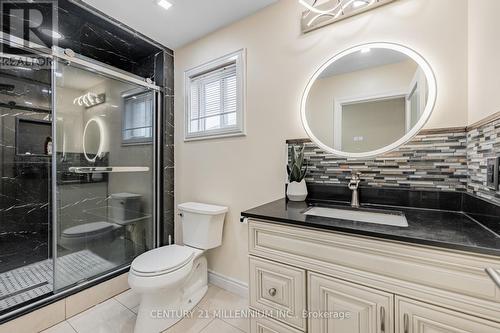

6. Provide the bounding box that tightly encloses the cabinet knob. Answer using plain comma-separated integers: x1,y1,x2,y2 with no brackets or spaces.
268,288,277,297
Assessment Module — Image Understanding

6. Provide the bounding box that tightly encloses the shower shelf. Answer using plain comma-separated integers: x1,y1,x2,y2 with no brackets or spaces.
69,166,150,174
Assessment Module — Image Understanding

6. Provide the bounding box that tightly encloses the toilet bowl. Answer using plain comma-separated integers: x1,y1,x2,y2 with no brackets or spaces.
128,202,228,333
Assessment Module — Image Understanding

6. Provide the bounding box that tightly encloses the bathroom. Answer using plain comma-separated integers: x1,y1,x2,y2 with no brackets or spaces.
0,0,499,332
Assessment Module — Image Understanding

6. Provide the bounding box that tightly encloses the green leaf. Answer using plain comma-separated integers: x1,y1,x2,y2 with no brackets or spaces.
300,163,308,181
291,164,301,182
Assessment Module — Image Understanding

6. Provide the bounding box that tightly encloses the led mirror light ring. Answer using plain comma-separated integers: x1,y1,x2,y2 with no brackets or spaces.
83,118,105,163
300,42,437,159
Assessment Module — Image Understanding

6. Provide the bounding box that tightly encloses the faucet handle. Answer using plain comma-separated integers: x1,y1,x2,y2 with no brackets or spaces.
351,171,361,180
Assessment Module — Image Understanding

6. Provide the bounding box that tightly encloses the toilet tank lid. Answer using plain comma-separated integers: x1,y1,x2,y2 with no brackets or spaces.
178,202,228,215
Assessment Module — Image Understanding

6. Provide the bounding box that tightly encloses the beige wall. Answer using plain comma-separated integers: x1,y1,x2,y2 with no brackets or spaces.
306,60,417,147
467,0,500,124
174,0,469,283
342,98,406,152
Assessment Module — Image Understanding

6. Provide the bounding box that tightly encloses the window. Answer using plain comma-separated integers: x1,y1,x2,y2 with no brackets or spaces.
185,49,245,140
122,91,154,144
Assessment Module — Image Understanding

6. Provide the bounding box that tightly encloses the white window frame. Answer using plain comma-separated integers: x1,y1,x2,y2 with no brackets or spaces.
122,90,154,145
184,49,246,141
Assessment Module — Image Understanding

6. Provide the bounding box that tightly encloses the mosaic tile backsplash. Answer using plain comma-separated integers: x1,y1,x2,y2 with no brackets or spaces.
467,117,500,204
288,115,500,205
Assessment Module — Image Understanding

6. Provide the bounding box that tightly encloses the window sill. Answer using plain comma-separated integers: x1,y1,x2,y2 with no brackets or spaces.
184,131,246,142
121,141,153,147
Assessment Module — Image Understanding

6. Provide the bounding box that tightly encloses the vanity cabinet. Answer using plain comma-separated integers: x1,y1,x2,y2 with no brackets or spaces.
248,219,500,333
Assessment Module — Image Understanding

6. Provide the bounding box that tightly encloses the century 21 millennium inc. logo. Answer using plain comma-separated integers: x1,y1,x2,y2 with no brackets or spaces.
0,0,58,68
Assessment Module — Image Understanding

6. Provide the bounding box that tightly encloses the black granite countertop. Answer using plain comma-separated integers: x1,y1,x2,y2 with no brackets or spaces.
242,198,500,257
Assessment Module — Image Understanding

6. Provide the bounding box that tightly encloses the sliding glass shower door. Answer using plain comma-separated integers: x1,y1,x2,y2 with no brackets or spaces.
52,60,156,291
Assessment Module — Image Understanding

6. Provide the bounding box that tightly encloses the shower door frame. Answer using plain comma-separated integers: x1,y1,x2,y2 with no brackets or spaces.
51,47,164,292
0,34,164,321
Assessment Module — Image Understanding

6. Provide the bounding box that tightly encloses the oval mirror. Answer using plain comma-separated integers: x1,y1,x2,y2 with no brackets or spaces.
301,43,437,158
83,118,103,162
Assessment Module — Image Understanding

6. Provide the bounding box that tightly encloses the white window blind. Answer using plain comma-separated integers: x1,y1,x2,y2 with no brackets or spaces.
122,92,153,144
185,49,245,140
189,65,237,134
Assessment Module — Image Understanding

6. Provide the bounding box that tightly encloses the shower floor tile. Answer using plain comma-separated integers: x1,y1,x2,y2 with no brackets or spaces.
0,250,115,312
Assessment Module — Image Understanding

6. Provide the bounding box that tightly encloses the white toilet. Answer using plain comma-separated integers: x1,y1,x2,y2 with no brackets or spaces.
60,192,143,252
128,202,228,333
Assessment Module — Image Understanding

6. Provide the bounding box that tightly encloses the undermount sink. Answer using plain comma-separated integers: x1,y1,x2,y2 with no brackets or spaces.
303,205,409,227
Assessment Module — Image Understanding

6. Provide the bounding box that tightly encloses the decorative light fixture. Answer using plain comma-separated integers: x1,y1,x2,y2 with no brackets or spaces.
73,92,106,108
352,0,370,9
299,0,398,33
157,0,173,10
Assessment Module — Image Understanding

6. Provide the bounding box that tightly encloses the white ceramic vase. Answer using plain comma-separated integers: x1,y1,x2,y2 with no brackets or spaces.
287,180,308,201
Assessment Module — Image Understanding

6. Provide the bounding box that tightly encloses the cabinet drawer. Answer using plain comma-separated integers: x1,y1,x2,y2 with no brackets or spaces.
250,312,303,333
309,272,394,333
249,257,306,331
395,296,500,333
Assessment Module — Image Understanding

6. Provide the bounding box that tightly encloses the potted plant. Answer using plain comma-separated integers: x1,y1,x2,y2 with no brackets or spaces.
287,145,308,201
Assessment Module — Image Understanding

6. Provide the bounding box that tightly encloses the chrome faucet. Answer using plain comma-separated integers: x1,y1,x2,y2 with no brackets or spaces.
348,171,361,208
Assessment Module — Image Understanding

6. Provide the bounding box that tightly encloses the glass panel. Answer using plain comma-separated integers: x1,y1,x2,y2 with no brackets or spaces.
0,44,52,314
53,60,155,291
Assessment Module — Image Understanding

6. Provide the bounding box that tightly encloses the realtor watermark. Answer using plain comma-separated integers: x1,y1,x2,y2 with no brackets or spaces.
0,0,58,69
150,308,352,320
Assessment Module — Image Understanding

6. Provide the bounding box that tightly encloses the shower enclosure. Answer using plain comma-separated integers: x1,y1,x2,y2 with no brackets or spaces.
0,40,161,316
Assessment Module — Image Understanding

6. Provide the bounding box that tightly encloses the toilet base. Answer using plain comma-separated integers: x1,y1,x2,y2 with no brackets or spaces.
133,254,208,333
134,285,207,333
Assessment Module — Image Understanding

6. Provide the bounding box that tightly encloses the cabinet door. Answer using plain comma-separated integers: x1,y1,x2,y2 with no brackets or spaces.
396,296,500,333
250,257,307,330
308,272,394,333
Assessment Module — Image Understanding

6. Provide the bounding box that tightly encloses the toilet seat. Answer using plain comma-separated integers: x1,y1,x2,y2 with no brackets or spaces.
62,222,115,239
59,221,117,251
131,245,195,277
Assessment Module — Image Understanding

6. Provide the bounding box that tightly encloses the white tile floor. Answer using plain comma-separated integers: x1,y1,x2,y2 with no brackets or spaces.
40,285,249,333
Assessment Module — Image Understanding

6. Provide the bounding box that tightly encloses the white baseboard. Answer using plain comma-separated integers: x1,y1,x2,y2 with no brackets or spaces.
208,270,248,298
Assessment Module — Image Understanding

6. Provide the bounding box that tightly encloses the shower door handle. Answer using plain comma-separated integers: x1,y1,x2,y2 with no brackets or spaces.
69,166,150,173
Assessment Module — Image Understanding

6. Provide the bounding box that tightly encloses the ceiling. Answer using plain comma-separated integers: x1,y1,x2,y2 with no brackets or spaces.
319,48,412,79
81,0,278,49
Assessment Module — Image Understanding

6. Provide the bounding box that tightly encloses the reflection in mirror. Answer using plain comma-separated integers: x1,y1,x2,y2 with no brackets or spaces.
303,44,436,157
83,118,103,162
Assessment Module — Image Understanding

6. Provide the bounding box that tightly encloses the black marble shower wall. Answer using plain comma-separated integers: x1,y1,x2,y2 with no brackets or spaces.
0,38,51,272
0,0,175,277
55,0,176,245
0,107,51,273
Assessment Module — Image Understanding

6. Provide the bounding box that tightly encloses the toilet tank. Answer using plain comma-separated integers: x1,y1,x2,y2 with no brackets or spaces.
111,193,142,222
178,202,228,250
